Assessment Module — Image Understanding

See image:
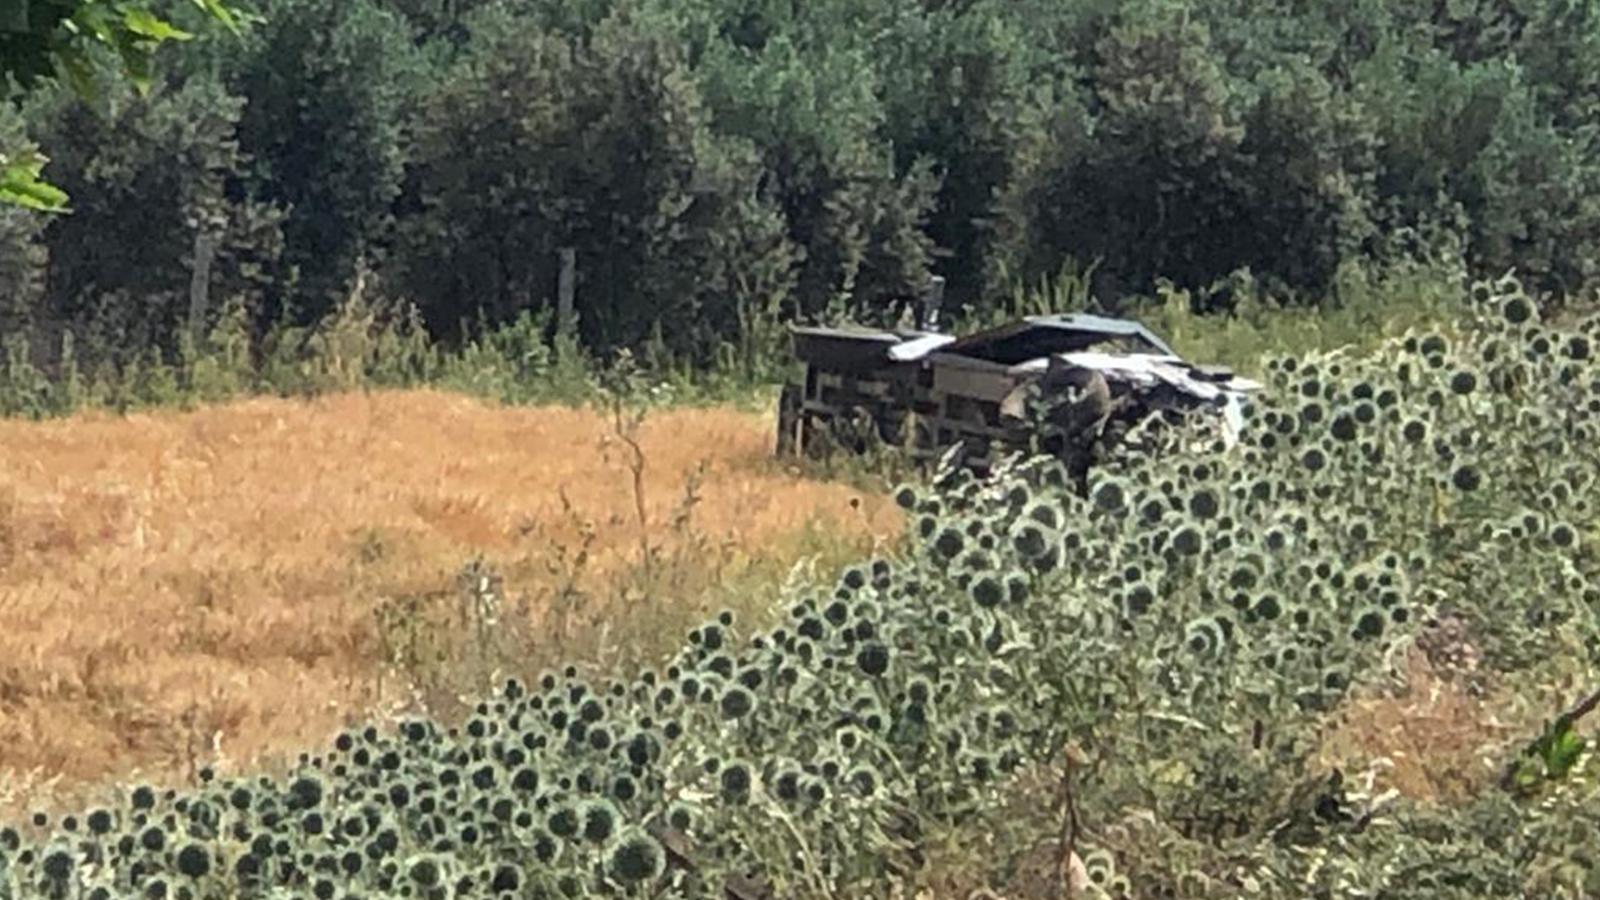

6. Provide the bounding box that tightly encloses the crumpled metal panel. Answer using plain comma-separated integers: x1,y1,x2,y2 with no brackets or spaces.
1011,350,1259,398
1006,350,1258,447
941,313,1179,361
887,333,957,361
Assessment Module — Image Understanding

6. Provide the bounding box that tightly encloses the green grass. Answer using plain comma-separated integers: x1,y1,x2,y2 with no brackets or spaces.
0,251,1517,425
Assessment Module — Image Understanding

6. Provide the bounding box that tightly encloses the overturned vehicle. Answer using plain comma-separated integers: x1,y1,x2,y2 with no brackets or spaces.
774,303,1260,479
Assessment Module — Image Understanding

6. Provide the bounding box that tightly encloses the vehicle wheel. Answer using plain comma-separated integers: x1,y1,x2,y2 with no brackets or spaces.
830,405,878,456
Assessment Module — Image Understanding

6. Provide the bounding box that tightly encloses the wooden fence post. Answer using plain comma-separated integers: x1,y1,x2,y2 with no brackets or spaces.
557,246,576,337
187,231,217,344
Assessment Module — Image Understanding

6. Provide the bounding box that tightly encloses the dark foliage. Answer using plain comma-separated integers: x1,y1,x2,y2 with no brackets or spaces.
3,0,1599,368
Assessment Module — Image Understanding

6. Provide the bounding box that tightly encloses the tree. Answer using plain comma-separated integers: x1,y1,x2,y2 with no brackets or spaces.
198,0,419,322
874,4,1050,312
396,5,797,358
27,74,286,364
694,28,938,325
0,0,245,211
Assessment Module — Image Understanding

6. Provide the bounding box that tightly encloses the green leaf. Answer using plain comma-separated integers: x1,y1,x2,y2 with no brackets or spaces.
1543,719,1587,777
0,153,71,213
191,0,241,33
56,45,98,101
71,3,117,44
109,28,156,94
1509,759,1543,792
122,8,194,42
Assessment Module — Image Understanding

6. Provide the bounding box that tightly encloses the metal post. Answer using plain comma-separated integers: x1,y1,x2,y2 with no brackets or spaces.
920,275,946,331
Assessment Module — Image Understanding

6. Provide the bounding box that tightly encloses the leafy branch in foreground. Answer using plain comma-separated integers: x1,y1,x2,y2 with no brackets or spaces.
0,149,68,212
0,0,249,211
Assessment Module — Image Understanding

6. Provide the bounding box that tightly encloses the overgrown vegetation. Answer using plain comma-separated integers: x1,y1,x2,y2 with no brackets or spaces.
4,0,1600,375
0,287,744,420
1,275,1596,898
5,1,1600,897
0,239,1488,423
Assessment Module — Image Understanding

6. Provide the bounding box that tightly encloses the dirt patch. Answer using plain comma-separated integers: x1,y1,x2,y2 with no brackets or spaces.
1312,617,1570,805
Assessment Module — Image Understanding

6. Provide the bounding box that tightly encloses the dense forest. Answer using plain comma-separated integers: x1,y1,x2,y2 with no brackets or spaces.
2,0,1599,372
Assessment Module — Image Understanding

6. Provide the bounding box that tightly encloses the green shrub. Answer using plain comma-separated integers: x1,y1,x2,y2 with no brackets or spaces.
0,330,48,419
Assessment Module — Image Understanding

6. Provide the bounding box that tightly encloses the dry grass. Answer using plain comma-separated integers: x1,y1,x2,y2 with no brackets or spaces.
1312,655,1512,805
0,389,899,812
1313,647,1591,806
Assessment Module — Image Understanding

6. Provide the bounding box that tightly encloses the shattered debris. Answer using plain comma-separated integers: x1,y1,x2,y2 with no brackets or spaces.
777,312,1258,474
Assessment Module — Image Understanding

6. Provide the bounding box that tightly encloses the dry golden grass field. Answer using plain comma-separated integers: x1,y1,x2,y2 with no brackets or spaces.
0,390,899,812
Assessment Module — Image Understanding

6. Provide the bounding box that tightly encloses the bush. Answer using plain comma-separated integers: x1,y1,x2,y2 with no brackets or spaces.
204,0,421,323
